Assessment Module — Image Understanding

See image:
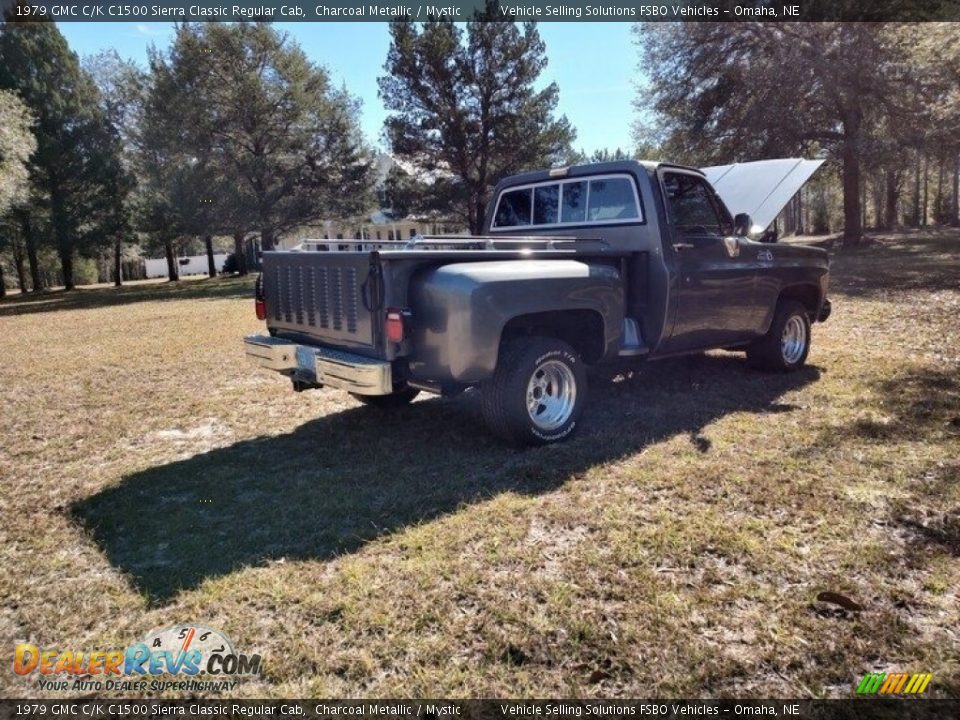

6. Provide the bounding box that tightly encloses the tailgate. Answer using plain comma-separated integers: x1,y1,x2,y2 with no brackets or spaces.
263,251,380,353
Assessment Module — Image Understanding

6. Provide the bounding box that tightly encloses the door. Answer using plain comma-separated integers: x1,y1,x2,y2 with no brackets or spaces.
660,170,758,353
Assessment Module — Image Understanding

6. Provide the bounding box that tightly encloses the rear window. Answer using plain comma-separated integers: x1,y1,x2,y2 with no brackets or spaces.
534,184,560,225
588,178,640,221
561,181,587,223
493,174,642,229
494,188,532,227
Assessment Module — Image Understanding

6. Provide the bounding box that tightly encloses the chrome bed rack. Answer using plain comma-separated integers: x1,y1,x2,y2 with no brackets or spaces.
291,234,609,253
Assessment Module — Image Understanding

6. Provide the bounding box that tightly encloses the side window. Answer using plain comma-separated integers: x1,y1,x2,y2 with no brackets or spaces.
534,184,560,225
587,178,640,221
494,188,532,228
561,181,587,223
663,172,724,235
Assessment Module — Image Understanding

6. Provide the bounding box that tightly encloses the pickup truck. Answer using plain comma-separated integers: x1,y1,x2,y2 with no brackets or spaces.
244,159,831,445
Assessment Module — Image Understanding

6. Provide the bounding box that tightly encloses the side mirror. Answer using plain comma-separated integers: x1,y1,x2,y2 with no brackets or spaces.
734,213,752,237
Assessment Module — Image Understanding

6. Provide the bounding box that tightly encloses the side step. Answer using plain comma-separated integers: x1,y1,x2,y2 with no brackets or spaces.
618,318,650,357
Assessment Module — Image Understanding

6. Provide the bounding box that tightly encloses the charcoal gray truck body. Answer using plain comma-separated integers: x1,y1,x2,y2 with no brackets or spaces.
245,160,831,444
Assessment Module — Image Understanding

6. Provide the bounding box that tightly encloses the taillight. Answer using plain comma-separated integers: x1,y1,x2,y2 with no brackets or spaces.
385,307,406,344
254,273,266,320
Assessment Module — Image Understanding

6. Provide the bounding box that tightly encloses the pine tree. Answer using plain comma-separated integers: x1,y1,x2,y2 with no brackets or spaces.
0,89,36,298
0,15,121,289
378,3,575,233
154,23,374,252
0,89,33,215
85,51,140,286
635,23,911,243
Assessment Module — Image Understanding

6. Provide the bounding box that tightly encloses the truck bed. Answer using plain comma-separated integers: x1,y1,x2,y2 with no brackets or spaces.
263,235,624,356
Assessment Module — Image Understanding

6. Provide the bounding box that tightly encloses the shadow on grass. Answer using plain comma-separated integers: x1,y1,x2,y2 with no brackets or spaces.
809,364,960,558
864,368,960,559
822,368,960,446
829,228,960,297
0,275,255,317
71,353,820,604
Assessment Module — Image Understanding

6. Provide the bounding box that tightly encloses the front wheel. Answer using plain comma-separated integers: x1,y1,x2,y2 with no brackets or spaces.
350,386,420,408
481,337,587,445
747,300,811,372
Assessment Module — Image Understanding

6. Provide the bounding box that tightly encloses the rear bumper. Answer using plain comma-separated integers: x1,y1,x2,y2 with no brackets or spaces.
244,335,393,396
818,298,832,322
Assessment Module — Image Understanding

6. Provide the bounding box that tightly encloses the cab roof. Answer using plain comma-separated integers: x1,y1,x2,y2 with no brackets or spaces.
496,160,702,190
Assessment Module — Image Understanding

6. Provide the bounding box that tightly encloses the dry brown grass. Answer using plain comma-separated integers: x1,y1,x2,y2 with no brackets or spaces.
1,230,958,699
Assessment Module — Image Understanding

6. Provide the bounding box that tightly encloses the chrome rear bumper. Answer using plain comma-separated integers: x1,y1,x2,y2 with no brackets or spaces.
243,335,392,395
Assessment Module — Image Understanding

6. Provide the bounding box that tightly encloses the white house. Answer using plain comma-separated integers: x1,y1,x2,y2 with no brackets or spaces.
144,254,230,279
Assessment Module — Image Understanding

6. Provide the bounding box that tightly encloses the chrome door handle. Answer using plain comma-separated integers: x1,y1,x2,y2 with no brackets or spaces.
673,243,694,250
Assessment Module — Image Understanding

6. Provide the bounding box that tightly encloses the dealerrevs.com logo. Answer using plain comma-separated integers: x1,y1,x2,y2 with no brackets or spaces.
13,625,261,693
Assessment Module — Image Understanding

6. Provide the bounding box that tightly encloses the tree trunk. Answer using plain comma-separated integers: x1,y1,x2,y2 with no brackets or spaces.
475,197,487,235
233,232,247,276
27,241,41,290
885,170,899,230
50,189,75,291
842,139,862,244
13,247,28,293
912,156,921,227
58,244,75,291
861,181,867,232
21,215,42,292
871,175,883,231
247,237,261,271
204,234,216,277
261,227,275,252
936,152,945,223
783,194,796,235
796,190,804,234
921,157,929,227
952,153,959,227
113,236,123,287
0,262,6,299
165,239,179,281
464,193,484,235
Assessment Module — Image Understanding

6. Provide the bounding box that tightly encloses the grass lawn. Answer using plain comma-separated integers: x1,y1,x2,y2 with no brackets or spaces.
1,229,958,698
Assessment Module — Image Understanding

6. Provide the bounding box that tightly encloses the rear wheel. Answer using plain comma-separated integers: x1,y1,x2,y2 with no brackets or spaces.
481,337,587,445
350,386,420,408
747,300,811,372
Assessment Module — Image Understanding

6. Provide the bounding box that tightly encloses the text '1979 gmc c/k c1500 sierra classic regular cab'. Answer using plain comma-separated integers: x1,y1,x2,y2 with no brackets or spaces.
244,159,832,445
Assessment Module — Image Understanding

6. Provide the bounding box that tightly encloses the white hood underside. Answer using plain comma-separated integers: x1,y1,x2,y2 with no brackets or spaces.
700,158,825,233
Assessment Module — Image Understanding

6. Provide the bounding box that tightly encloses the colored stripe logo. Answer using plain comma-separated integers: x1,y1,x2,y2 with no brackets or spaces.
856,672,932,694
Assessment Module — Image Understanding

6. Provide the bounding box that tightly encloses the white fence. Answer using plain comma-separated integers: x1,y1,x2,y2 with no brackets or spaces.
144,254,230,279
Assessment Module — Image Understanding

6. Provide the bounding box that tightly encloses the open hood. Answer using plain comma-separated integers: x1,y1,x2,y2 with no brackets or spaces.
701,158,825,233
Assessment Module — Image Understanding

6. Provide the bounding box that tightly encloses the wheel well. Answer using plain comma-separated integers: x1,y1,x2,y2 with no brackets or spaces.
501,309,605,363
779,284,821,319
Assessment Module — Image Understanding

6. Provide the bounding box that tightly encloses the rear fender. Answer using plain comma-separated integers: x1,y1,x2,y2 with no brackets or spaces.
408,260,624,384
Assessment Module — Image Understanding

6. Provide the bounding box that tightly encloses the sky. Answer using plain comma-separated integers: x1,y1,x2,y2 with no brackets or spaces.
58,21,640,155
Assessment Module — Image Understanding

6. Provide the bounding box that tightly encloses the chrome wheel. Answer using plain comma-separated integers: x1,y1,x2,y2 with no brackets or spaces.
525,359,577,432
780,315,808,364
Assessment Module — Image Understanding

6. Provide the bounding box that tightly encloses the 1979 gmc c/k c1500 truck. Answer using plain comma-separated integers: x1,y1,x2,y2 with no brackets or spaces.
244,159,831,445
